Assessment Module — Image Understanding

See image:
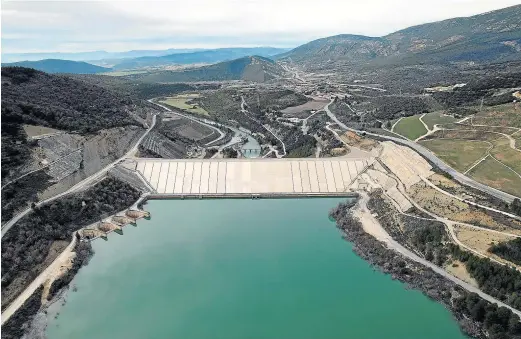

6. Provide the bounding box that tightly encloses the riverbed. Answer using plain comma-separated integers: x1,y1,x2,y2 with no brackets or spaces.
46,199,466,339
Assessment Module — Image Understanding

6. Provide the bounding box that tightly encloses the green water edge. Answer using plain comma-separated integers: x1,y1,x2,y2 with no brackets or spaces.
46,198,467,339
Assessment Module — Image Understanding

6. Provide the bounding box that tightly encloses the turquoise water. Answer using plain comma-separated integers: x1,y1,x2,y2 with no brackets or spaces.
47,199,466,339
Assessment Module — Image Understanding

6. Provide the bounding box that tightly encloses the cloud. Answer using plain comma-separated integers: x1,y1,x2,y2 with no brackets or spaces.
2,0,520,54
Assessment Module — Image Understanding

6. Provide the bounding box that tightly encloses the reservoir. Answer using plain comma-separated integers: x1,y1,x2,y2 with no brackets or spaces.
46,198,466,339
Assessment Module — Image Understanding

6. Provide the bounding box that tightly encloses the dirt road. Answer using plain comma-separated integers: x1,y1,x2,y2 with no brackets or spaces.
354,191,521,317
323,99,517,203
1,233,78,325
1,114,157,238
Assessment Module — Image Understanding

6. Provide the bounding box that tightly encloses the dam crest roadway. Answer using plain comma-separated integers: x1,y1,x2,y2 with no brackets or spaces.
124,157,374,196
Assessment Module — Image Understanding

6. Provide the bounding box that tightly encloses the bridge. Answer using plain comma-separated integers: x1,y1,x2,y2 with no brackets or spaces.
127,157,374,196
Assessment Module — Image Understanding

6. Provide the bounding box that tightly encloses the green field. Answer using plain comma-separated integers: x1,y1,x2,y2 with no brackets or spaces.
422,112,457,129
514,133,521,150
472,103,521,128
419,139,491,172
489,137,521,175
393,115,428,140
468,156,521,197
160,94,209,116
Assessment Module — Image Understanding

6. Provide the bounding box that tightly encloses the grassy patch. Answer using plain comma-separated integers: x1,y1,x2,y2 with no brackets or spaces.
472,103,521,128
469,156,521,197
489,136,521,175
419,139,490,172
422,112,456,129
393,115,427,140
160,94,209,116
513,133,521,149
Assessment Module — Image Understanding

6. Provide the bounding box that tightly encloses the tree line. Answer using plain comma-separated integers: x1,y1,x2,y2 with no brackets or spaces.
1,177,141,310
331,198,521,339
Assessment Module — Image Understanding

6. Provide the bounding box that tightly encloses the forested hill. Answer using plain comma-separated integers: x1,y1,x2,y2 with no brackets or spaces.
129,56,286,83
1,67,139,133
2,59,111,74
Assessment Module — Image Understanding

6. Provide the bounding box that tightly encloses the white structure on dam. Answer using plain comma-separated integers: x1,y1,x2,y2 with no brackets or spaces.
129,158,373,195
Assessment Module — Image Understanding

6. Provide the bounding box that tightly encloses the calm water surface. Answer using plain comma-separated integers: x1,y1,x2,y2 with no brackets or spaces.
47,198,466,339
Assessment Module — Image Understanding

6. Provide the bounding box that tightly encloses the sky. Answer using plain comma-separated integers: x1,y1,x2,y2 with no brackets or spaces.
2,0,520,55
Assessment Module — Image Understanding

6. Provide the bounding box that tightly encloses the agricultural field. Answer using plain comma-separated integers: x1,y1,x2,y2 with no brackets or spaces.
488,136,521,175
421,112,457,129
419,139,490,172
468,156,521,198
160,94,209,116
472,103,521,127
392,115,427,140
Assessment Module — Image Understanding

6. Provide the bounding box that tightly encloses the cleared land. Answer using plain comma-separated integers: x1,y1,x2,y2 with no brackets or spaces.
102,70,148,76
444,260,478,287
468,156,521,198
452,224,519,267
419,139,491,172
340,131,378,151
422,112,456,129
22,125,61,138
393,115,427,140
281,100,329,116
488,137,521,175
407,181,521,235
160,94,209,116
161,116,215,142
472,103,521,127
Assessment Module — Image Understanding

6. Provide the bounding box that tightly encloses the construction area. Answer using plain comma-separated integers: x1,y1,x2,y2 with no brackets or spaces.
126,158,373,195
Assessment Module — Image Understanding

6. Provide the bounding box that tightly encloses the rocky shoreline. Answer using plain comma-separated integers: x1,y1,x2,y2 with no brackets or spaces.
1,242,93,339
330,200,488,339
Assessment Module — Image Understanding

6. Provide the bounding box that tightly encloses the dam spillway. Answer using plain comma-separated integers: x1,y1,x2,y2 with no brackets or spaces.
129,158,373,195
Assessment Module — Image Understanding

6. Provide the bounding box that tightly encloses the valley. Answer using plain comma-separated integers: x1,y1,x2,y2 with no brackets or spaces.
2,3,521,339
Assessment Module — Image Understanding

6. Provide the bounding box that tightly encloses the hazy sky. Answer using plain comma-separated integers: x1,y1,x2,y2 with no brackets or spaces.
2,0,520,54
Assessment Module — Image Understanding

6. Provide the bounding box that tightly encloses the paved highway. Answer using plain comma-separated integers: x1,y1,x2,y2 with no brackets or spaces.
1,114,157,238
323,100,517,203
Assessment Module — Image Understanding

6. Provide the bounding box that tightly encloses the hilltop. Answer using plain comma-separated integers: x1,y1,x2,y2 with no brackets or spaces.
277,4,521,65
111,47,289,70
129,56,286,83
1,59,111,74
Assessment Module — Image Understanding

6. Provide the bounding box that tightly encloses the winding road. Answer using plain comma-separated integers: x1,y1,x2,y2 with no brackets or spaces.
323,99,517,203
355,191,521,317
240,96,286,157
148,99,226,146
1,114,157,238
1,232,78,325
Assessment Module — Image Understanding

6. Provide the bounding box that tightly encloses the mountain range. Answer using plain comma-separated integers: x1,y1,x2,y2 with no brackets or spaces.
1,59,110,74
277,4,521,66
1,48,206,63
129,56,286,83
110,47,289,70
2,5,520,79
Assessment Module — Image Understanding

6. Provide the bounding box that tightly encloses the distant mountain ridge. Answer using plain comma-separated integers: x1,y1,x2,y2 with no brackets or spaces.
129,56,286,83
277,4,521,65
112,47,289,70
1,48,206,63
1,59,111,74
